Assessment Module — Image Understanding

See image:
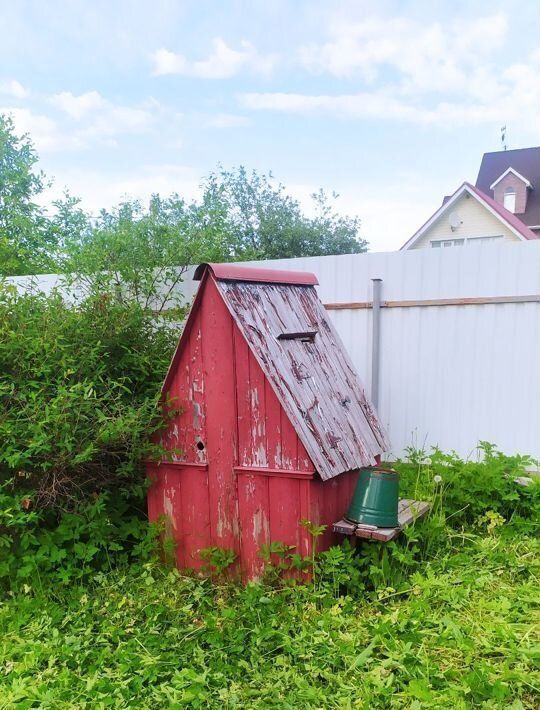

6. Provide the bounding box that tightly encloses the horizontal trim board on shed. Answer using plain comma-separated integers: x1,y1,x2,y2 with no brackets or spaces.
147,460,209,470
324,294,540,310
234,466,315,479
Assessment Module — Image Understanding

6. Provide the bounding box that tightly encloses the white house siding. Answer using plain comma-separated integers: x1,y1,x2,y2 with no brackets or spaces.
410,192,520,249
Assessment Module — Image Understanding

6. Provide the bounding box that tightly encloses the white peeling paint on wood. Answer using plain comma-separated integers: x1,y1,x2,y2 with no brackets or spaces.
216,279,389,480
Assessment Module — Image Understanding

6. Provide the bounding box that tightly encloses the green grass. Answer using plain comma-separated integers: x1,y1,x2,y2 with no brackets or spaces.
0,529,538,708
0,445,539,708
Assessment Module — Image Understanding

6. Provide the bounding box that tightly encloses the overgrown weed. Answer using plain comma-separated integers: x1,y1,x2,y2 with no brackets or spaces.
0,445,538,707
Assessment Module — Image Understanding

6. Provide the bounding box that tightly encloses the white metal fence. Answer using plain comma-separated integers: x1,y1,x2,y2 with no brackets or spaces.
245,242,540,461
7,241,540,460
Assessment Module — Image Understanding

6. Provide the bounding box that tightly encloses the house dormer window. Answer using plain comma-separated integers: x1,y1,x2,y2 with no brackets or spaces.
503,187,516,212
489,167,531,215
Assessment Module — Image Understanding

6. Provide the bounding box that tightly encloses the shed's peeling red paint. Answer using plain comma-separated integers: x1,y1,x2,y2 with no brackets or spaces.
147,263,389,580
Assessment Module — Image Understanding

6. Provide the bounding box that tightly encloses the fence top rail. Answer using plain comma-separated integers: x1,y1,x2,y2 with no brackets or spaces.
324,294,540,310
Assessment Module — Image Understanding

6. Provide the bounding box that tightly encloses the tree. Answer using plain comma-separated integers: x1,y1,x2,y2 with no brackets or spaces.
201,166,367,259
0,115,60,275
62,168,368,311
62,194,235,312
0,115,367,279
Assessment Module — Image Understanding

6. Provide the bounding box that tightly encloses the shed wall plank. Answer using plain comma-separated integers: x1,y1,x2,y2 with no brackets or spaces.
200,278,240,552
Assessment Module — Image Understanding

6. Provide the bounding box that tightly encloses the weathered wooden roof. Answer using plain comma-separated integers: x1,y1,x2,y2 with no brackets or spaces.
200,263,389,480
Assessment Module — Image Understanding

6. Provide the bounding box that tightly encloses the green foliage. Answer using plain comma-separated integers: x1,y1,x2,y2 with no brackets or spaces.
0,284,177,591
0,436,538,705
199,547,237,578
62,194,233,313
0,483,157,589
0,532,537,707
396,443,540,529
0,114,367,278
203,166,367,259
60,168,367,309
0,115,58,275
0,285,176,508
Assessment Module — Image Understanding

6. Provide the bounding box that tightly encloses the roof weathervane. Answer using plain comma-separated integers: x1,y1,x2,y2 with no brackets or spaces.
501,125,507,151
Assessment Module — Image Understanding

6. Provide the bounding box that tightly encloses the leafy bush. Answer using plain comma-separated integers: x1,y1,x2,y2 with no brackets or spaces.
0,284,176,506
0,284,178,587
395,443,540,529
0,484,157,588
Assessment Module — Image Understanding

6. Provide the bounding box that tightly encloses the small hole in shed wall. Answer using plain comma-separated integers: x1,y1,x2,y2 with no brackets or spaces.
196,441,205,451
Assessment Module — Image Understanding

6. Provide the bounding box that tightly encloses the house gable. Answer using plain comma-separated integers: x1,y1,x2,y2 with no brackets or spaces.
401,183,537,250
489,167,531,190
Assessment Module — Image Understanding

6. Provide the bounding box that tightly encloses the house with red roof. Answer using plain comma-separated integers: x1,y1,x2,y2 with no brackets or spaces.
401,147,540,250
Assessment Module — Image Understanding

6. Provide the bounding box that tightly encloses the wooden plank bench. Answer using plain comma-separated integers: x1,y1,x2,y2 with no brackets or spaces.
333,498,430,542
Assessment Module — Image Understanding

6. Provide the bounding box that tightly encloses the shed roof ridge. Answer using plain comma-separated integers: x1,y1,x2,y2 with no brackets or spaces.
194,262,319,286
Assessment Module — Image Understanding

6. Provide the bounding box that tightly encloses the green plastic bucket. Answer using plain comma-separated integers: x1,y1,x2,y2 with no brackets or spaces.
345,467,399,528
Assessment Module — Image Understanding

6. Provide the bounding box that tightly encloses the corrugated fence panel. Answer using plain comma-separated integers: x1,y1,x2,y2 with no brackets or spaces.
244,243,540,460
6,242,540,459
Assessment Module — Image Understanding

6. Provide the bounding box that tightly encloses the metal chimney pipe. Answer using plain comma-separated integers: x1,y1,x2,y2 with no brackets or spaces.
371,278,382,409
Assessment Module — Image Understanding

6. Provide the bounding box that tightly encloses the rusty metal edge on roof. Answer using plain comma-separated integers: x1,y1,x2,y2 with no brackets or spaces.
194,262,319,286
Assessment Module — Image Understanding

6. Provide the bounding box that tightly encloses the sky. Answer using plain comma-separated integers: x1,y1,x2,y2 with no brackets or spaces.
1,0,540,252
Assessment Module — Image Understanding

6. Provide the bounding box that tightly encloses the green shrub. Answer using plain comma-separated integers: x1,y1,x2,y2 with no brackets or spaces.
0,284,178,587
395,443,540,529
0,482,157,588
0,284,176,506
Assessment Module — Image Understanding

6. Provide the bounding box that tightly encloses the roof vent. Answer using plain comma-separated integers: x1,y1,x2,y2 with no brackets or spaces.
277,330,317,343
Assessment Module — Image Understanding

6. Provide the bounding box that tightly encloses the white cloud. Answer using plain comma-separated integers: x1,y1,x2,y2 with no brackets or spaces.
239,88,522,128
49,90,158,145
150,38,275,78
240,91,437,123
0,79,28,99
51,90,105,119
205,113,250,128
241,25,540,137
0,106,82,152
81,104,155,140
2,91,163,154
299,14,507,96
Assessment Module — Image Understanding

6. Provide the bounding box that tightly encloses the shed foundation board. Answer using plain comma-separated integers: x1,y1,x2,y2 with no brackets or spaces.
333,499,430,542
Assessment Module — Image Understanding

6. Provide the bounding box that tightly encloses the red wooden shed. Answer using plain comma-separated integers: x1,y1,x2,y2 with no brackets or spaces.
147,263,389,580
